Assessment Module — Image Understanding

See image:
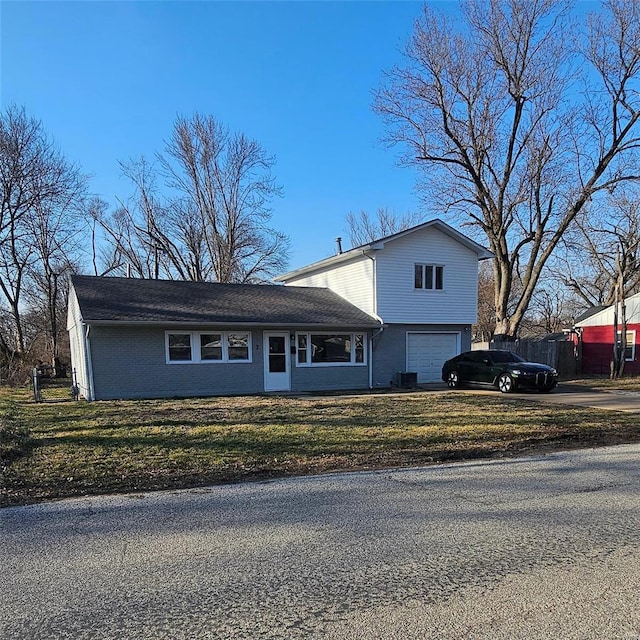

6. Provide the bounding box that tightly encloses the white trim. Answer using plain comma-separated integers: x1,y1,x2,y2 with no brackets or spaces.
263,331,291,392
164,330,253,364
413,263,445,291
617,329,636,361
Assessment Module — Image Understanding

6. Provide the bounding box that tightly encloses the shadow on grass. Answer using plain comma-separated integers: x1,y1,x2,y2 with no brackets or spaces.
0,402,32,465
4,390,640,507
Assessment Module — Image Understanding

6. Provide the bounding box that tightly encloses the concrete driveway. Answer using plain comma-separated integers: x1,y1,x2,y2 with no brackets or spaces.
441,382,640,413
2,444,640,639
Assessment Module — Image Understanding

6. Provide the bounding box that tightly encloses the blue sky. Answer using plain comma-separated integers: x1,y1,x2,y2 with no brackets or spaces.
0,0,445,271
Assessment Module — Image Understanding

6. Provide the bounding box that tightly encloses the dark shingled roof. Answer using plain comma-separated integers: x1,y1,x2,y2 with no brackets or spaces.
70,275,381,328
574,305,609,325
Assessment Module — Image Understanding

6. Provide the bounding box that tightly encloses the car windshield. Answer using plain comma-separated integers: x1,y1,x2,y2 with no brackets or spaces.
489,351,525,364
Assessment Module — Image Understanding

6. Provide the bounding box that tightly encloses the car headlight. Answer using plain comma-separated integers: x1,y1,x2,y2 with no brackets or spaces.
551,369,557,375
511,369,522,375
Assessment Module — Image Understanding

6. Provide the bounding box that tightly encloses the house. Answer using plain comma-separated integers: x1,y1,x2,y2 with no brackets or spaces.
276,218,492,386
67,277,381,400
68,219,492,400
574,292,640,376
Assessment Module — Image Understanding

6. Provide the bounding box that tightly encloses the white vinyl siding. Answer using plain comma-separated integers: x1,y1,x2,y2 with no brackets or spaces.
66,287,92,400
376,227,479,324
575,292,640,327
283,255,375,317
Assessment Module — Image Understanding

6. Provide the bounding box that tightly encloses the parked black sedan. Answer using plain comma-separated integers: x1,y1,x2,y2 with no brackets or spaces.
441,350,558,393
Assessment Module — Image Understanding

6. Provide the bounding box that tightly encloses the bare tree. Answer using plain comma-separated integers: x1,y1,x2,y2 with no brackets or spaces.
376,0,640,339
24,198,84,374
95,114,290,283
162,114,289,283
0,105,86,356
345,207,423,247
473,261,498,343
554,193,640,307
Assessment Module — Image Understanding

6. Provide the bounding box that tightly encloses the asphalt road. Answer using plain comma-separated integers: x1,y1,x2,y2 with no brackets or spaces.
2,444,640,639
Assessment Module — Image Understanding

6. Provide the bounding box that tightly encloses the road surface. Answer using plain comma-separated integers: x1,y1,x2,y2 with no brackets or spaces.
2,444,640,639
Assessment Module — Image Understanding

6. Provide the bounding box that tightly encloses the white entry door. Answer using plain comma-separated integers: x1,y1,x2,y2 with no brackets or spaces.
263,332,291,391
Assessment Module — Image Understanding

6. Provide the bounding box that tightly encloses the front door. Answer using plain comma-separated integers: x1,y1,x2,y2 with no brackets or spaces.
263,332,291,391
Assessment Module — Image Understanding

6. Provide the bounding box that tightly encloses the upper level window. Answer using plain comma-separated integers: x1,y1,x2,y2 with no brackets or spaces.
415,264,443,290
166,331,252,364
296,332,366,366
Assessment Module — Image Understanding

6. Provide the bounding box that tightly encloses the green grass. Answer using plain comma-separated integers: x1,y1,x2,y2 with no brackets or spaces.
2,385,640,507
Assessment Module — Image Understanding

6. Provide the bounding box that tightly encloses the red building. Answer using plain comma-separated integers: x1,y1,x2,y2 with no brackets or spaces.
574,294,640,376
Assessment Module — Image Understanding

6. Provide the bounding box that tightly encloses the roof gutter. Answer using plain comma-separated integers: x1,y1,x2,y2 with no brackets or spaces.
81,320,382,329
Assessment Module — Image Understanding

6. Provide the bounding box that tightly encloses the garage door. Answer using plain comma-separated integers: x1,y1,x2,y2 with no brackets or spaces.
407,332,460,383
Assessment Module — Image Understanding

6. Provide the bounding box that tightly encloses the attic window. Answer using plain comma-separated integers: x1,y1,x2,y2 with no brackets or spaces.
415,264,443,290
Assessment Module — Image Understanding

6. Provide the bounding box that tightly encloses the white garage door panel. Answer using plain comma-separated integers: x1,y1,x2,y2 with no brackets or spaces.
407,333,459,383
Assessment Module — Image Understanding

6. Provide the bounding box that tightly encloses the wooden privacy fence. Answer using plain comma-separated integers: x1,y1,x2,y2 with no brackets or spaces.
490,338,579,377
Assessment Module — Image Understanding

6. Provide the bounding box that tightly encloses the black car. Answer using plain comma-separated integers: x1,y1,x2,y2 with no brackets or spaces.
441,349,558,393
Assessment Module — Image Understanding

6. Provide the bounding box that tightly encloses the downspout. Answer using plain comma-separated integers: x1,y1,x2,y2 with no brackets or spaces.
362,250,384,388
83,323,96,401
368,326,386,389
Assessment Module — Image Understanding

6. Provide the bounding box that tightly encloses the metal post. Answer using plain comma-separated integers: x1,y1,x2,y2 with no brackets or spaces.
71,368,79,401
32,368,42,402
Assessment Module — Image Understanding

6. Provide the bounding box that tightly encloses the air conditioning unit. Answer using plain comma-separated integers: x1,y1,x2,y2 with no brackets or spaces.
397,372,417,389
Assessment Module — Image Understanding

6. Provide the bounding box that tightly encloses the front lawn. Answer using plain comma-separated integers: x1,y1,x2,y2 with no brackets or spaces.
2,386,640,507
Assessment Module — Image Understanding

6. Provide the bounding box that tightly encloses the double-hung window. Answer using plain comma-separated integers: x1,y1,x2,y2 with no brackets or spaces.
414,264,444,290
166,331,251,363
296,332,366,366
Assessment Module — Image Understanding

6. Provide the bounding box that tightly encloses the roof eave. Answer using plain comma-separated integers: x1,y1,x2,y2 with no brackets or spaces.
82,319,382,328
274,219,493,281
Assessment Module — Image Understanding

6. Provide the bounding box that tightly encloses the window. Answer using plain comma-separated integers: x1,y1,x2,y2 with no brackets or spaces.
616,330,636,361
296,332,366,366
414,264,444,290
168,333,192,362
200,334,222,360
227,333,249,360
166,331,251,364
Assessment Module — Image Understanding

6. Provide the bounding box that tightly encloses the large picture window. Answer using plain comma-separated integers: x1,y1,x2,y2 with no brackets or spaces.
166,331,252,364
296,332,366,367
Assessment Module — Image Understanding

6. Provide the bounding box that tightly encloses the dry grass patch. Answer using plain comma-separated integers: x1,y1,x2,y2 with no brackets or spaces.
563,377,640,392
2,387,640,507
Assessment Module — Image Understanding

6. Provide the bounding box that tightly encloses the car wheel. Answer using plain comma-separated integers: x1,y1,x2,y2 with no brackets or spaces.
447,371,459,389
497,373,514,393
